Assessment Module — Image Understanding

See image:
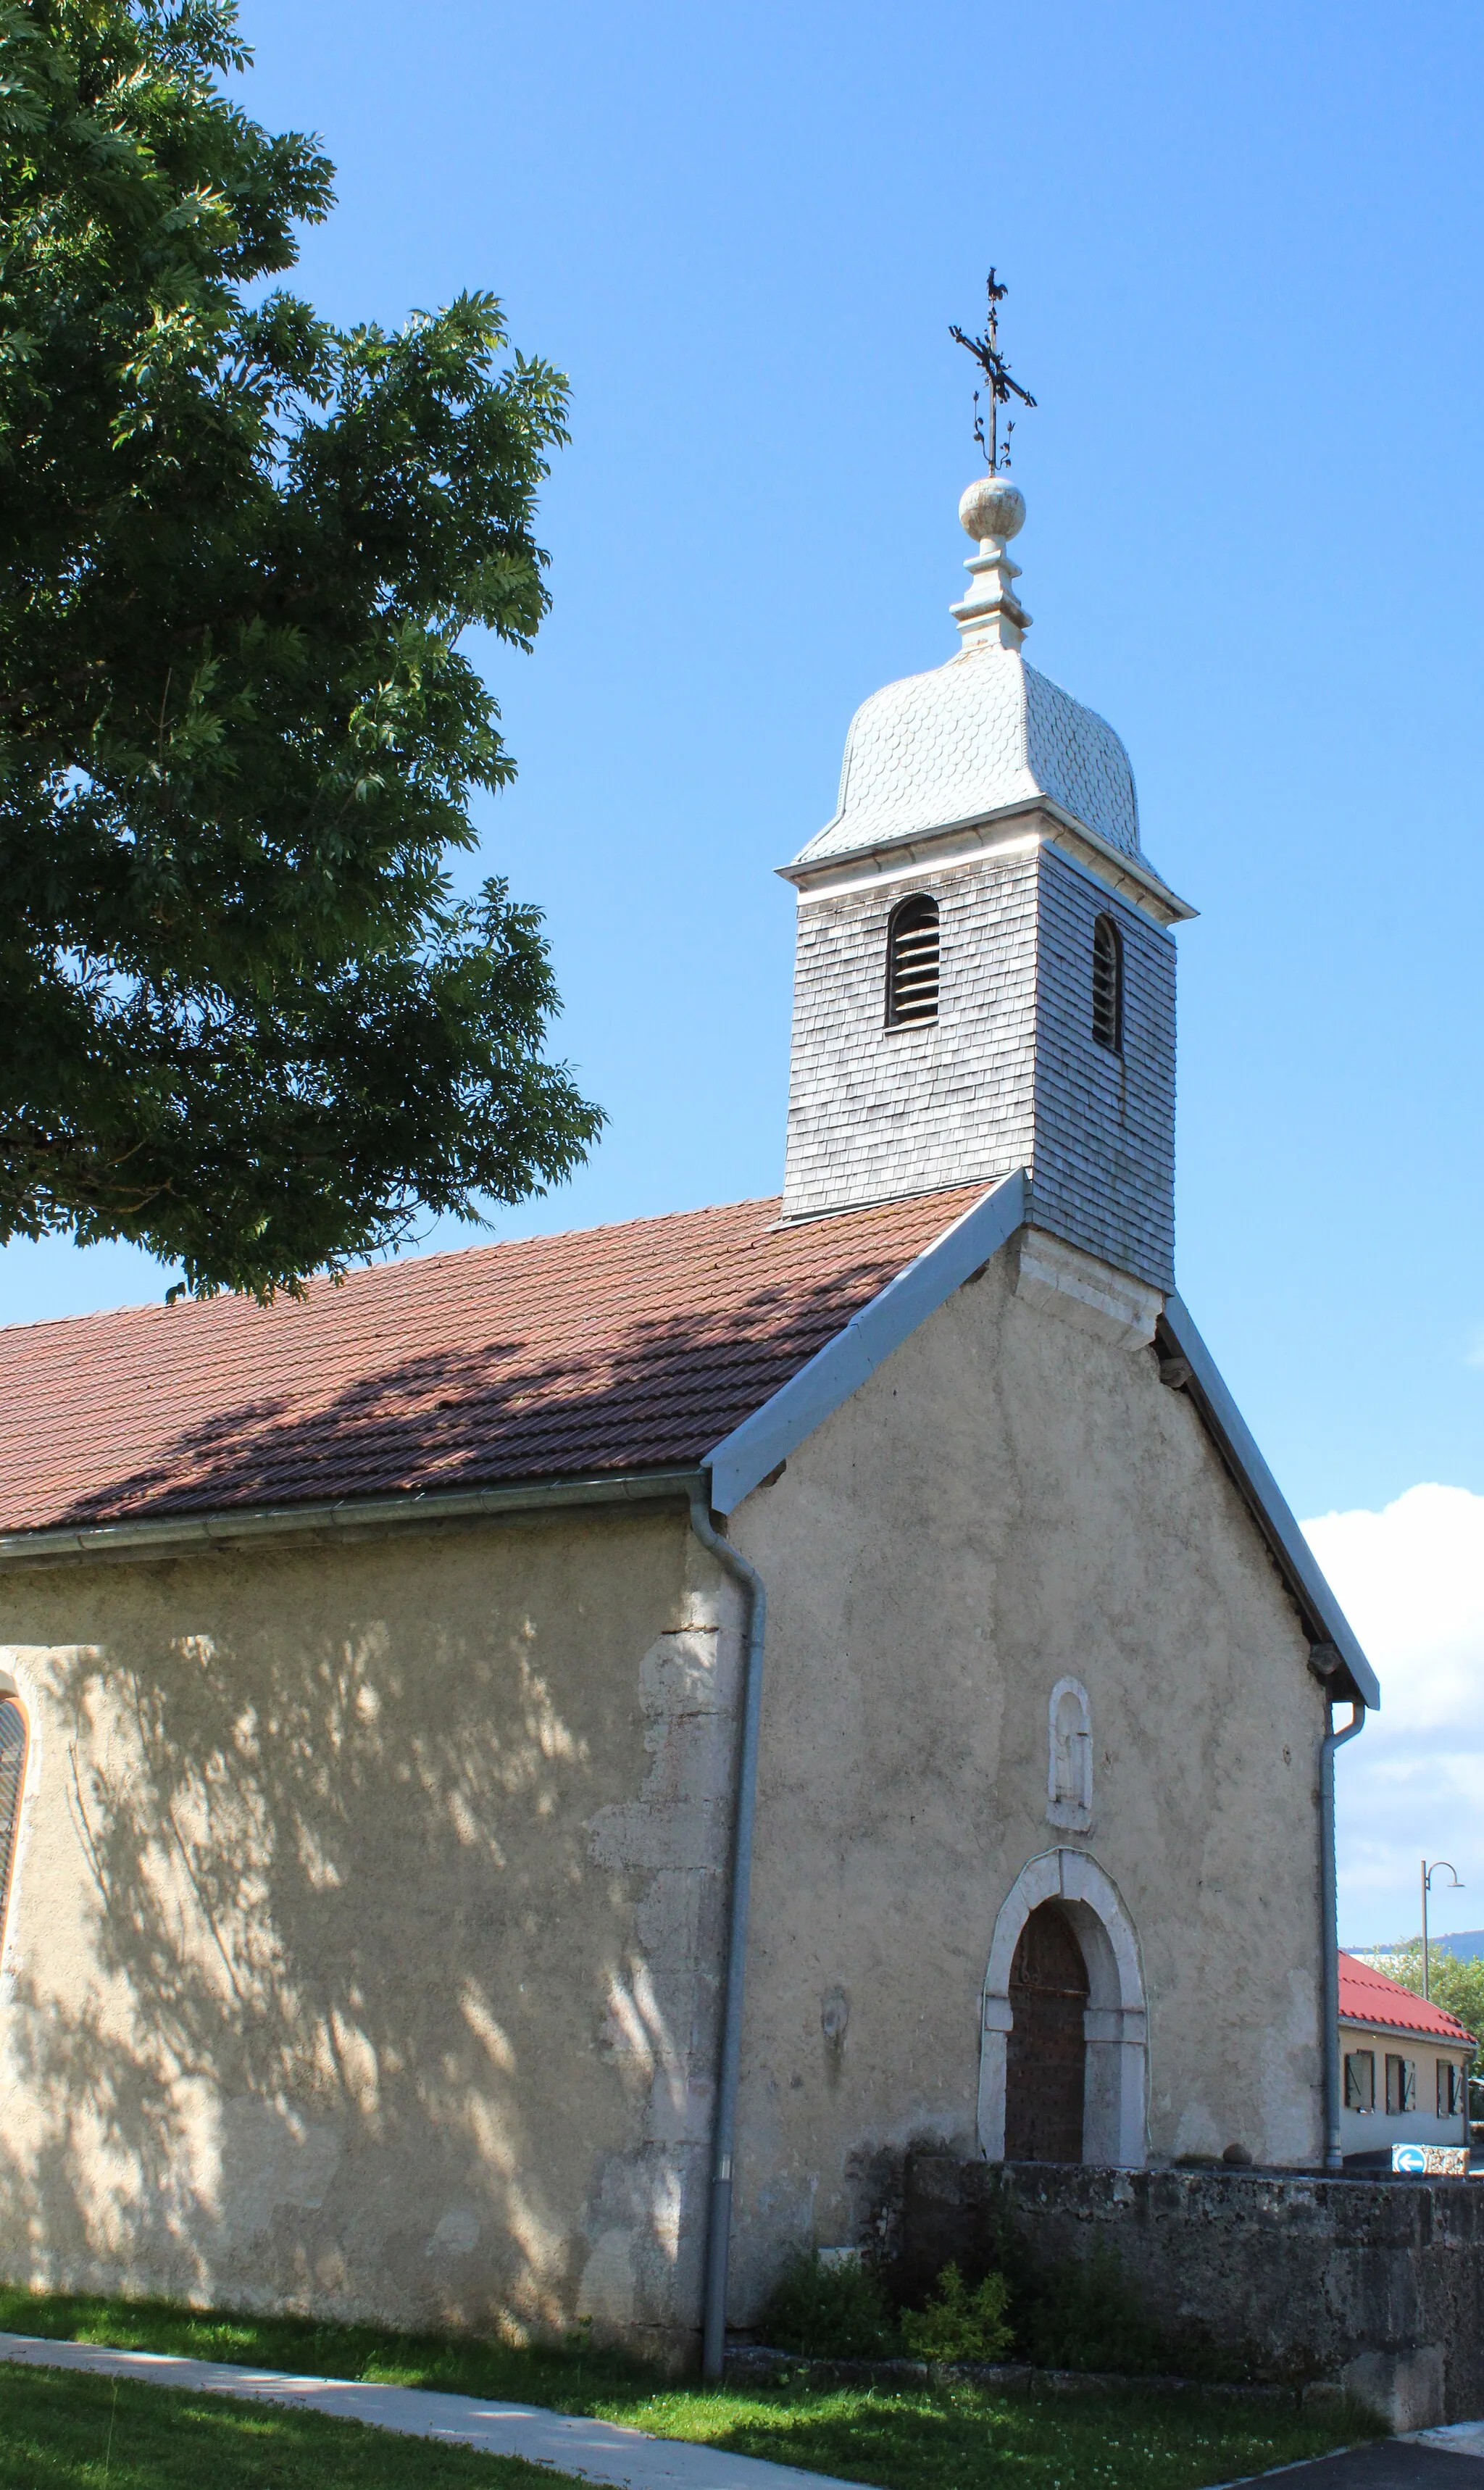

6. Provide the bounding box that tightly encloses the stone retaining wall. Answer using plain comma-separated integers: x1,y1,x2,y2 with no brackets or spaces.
896,2155,1484,2430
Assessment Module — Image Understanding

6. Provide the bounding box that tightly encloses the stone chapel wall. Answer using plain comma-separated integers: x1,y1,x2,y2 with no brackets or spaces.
726,1236,1327,2320
0,1504,735,2363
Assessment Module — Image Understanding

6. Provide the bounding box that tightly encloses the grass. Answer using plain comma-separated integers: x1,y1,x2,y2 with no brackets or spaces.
0,2283,650,2412
0,2287,1388,2490
0,2362,575,2488
597,2379,1383,2490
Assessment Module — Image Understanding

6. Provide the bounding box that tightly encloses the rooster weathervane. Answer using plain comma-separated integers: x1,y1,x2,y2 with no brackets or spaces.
950,270,1037,472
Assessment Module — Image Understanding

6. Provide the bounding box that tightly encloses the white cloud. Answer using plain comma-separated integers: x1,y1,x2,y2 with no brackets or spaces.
1302,1485,1484,1948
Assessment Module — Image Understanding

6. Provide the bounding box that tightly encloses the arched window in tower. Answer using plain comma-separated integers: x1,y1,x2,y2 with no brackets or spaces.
0,1696,26,1949
1092,915,1122,1053
886,894,940,1027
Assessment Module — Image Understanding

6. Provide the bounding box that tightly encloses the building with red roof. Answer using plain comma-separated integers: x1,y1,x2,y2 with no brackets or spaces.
0,472,1382,2363
1340,1951,1476,2049
1338,1952,1475,2166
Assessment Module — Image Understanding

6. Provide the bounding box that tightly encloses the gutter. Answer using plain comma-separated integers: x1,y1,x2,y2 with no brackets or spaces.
0,1467,704,1571
1340,2015,1475,2042
688,1483,767,2383
1320,1696,1367,2172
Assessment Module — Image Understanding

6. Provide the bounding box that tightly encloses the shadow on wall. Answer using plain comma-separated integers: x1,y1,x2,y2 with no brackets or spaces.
0,1523,706,2342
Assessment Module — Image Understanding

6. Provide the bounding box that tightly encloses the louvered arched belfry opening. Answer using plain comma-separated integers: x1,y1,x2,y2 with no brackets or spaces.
1092,913,1123,1053
885,893,940,1027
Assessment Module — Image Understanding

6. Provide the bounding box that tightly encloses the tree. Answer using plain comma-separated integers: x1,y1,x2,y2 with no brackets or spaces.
0,0,602,1299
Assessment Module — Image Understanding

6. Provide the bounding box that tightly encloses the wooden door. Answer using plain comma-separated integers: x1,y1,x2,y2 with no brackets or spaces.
1004,1901,1088,2162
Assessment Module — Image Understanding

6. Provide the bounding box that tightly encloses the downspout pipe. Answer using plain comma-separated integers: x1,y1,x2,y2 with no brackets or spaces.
1319,1689,1366,2173
689,1484,767,2383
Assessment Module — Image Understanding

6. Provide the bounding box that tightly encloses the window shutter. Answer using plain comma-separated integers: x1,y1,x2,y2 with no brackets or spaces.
886,895,940,1027
1092,915,1122,1053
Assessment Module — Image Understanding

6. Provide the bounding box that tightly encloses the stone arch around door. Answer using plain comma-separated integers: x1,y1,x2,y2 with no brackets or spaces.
977,1848,1147,2168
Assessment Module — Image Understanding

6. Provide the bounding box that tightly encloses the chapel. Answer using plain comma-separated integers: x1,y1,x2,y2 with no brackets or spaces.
0,469,1377,2367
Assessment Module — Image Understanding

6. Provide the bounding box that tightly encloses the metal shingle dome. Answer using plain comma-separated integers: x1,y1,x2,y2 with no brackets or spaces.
792,475,1143,871
795,644,1141,866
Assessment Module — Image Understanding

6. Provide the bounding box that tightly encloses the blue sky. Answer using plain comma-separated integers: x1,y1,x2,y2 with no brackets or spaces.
6,1,1481,1939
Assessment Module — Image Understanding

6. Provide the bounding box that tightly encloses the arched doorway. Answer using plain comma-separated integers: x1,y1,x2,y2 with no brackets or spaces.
978,1847,1147,2168
1004,1901,1089,2161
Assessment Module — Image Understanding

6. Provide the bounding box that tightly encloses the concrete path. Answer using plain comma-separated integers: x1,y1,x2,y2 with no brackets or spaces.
0,2330,859,2490
5,2328,1482,2490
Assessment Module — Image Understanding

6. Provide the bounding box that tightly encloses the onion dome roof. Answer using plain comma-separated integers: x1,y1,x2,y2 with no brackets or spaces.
791,473,1148,875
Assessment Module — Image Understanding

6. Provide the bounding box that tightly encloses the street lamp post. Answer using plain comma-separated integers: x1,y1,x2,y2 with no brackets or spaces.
1421,1859,1464,2001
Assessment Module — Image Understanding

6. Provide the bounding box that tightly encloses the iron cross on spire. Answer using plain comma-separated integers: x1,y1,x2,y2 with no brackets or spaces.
950,270,1037,472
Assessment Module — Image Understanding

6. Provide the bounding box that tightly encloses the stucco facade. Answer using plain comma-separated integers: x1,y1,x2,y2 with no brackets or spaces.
0,1217,1327,2351
0,1507,745,2359
723,1233,1325,2314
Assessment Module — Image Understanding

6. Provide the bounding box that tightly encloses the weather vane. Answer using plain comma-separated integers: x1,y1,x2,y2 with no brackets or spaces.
950,270,1037,473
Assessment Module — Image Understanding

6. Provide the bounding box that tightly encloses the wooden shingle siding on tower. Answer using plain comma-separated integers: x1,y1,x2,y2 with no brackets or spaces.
782,849,1040,1220
780,838,1175,1291
1032,849,1176,1291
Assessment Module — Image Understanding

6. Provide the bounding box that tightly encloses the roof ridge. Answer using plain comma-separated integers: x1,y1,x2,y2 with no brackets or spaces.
0,1194,788,1344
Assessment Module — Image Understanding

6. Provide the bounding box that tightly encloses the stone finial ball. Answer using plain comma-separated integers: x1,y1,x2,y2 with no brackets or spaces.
959,475,1026,544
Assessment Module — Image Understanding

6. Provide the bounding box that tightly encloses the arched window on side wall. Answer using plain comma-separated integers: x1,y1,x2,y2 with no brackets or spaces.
0,1697,26,1949
1092,914,1122,1053
886,894,940,1027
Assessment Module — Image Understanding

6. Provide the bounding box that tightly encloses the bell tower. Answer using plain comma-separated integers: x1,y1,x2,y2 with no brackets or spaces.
777,475,1194,1297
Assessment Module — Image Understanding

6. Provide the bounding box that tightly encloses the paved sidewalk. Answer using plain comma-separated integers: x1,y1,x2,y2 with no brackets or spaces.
1216,2439,1484,2486
1412,2428,1484,2462
0,2331,858,2490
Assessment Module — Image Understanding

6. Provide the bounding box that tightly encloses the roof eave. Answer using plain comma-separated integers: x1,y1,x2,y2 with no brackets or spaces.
779,799,1197,927
1158,1295,1381,1712
704,1171,1028,1513
1340,2014,1475,2047
0,1465,706,1572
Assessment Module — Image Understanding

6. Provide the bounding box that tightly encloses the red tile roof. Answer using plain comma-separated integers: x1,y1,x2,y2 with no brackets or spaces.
0,1186,991,1537
1338,1951,1475,2046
